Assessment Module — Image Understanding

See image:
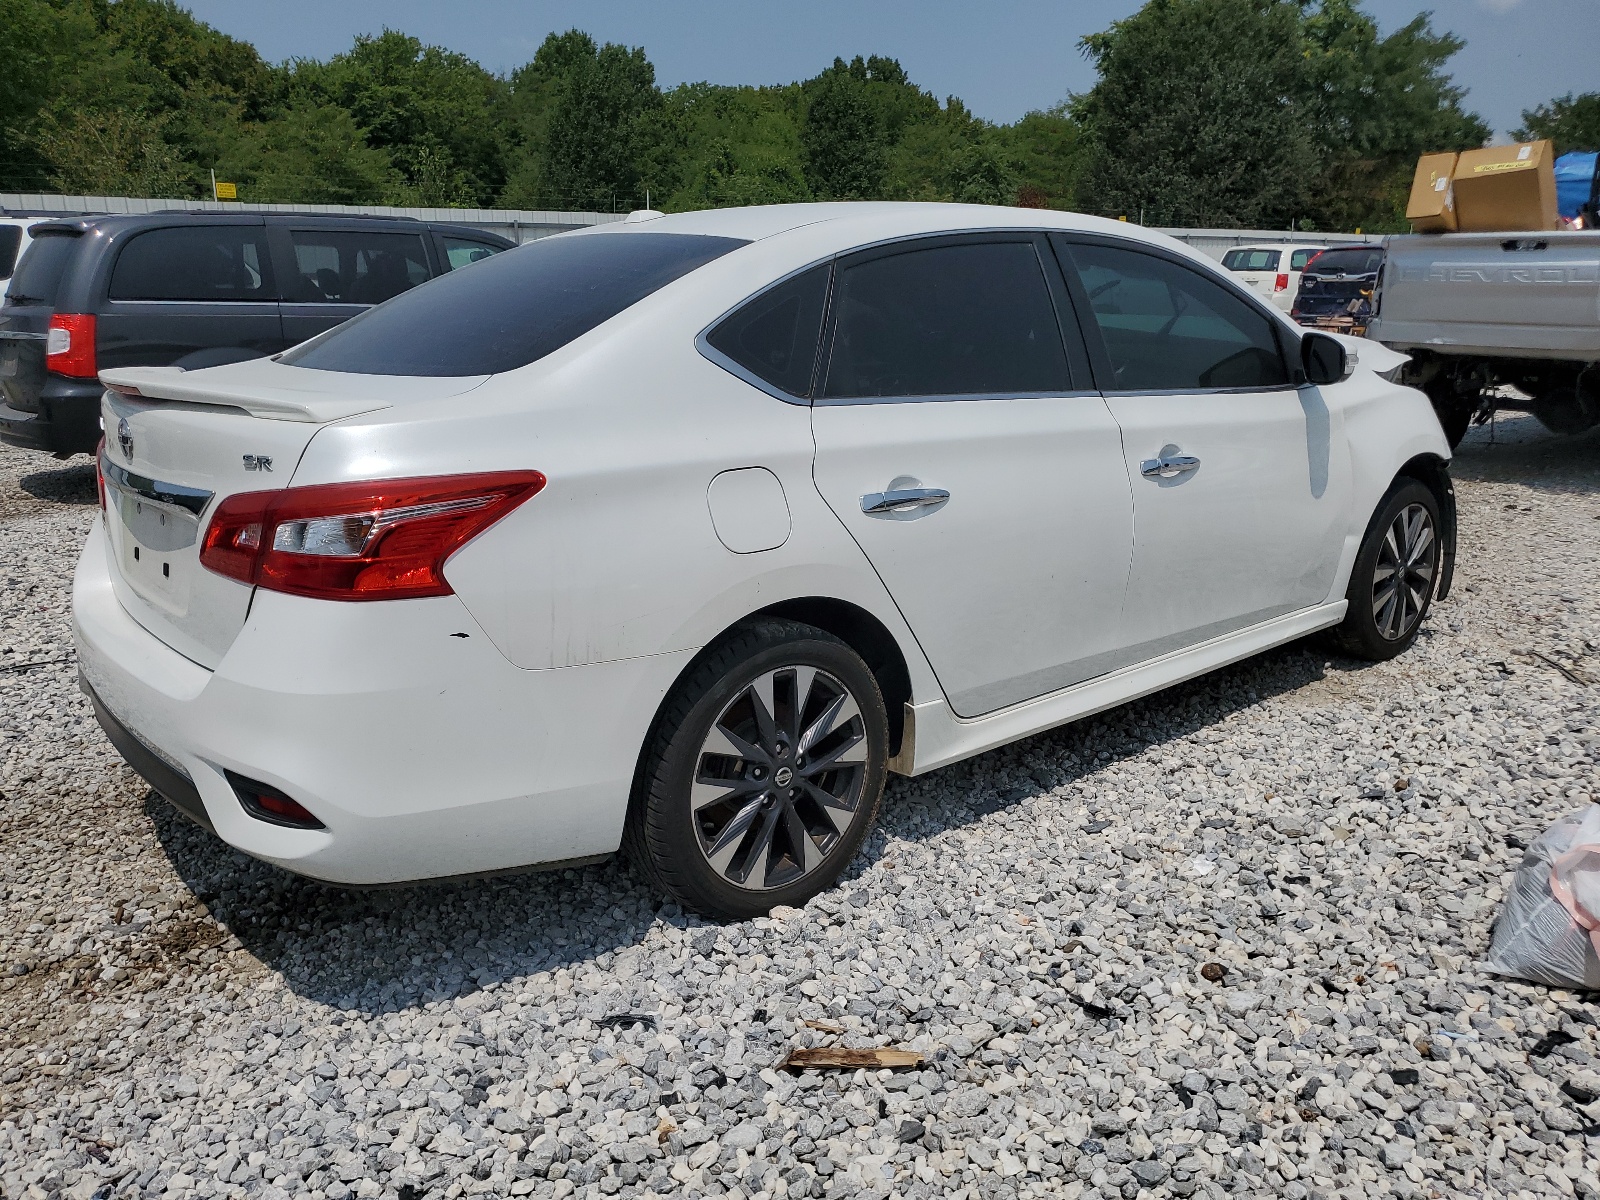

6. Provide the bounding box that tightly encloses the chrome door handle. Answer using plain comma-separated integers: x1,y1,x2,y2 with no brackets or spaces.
1139,455,1200,479
860,487,950,514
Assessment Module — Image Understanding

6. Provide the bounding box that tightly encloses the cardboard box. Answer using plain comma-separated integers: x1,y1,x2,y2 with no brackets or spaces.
1452,140,1559,233
1406,152,1459,232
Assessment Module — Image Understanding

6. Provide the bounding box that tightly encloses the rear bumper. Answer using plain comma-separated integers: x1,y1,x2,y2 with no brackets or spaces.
0,378,102,455
73,517,691,885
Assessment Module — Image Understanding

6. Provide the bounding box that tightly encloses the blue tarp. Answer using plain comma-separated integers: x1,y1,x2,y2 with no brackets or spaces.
1556,152,1598,219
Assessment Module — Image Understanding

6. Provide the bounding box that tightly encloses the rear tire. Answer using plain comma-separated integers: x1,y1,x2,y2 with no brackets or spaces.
1328,480,1441,662
624,618,889,920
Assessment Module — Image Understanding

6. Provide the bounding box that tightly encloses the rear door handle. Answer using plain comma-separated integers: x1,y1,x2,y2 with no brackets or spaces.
861,487,950,514
1139,455,1200,480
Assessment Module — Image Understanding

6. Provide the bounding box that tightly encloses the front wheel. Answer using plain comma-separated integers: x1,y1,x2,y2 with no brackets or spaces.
624,619,889,920
1329,480,1441,661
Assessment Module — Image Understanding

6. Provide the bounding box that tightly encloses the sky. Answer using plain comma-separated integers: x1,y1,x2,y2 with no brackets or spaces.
182,0,1598,139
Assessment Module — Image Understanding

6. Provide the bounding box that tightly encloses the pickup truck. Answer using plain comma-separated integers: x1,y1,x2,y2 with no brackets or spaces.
1367,230,1600,447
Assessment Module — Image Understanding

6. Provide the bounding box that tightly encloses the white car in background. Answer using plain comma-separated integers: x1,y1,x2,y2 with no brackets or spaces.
0,217,36,297
1220,243,1328,312
75,203,1455,918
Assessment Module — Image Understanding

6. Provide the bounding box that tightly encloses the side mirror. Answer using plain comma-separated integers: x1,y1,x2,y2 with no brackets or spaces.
1301,332,1349,386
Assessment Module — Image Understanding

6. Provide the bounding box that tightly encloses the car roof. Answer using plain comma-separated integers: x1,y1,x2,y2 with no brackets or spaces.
18,212,512,243
571,202,1228,272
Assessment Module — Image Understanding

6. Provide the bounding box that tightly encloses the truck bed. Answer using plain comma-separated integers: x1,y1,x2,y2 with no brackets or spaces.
1369,230,1600,363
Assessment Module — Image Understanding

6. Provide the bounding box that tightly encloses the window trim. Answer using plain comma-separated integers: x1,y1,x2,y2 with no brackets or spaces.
814,231,1097,407
695,258,836,406
1049,232,1303,397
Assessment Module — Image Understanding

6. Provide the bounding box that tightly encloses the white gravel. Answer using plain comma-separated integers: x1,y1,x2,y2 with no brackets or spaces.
3,414,1599,1200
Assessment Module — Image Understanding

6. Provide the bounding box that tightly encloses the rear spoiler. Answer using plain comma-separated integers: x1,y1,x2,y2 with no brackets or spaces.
99,366,392,424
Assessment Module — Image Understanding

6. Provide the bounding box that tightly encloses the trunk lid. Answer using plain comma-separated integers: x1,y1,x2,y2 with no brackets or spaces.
96,359,487,668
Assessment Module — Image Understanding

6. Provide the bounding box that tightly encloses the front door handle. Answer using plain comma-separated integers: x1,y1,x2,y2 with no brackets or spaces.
861,487,950,514
1140,455,1200,480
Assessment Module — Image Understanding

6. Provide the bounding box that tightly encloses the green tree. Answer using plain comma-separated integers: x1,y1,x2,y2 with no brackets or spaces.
1299,0,1488,230
35,107,190,197
1074,0,1316,227
218,101,400,204
536,38,664,210
1514,93,1600,156
659,82,808,211
290,30,510,206
1000,104,1084,208
801,58,886,200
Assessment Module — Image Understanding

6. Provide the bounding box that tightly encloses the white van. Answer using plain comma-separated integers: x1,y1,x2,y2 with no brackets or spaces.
1220,243,1327,313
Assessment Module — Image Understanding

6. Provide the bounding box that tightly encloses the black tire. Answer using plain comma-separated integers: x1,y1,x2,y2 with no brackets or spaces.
623,618,889,920
1435,400,1473,450
1328,480,1441,661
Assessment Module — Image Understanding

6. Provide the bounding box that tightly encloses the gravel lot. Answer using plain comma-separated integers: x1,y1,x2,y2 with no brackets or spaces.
2,414,1598,1200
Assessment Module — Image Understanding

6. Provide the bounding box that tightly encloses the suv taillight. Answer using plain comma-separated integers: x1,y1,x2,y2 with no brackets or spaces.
199,472,546,600
45,313,97,378
1274,273,1289,292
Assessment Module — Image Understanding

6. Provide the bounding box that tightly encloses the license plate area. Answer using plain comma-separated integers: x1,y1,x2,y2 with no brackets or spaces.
101,457,213,616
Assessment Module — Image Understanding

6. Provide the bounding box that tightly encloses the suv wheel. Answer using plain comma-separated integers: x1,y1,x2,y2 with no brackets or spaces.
625,619,889,920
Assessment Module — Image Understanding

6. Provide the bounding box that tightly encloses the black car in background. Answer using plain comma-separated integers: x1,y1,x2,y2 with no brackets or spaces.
1290,244,1384,338
0,213,513,456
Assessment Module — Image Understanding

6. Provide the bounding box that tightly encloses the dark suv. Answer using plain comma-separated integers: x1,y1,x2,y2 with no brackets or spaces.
1289,245,1384,338
0,212,513,456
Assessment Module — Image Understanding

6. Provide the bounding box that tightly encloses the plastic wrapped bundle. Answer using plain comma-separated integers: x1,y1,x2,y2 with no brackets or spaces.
1485,804,1600,989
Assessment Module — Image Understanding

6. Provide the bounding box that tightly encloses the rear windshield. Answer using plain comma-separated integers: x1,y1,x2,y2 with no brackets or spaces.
1221,248,1280,272
4,230,77,306
282,232,748,377
1304,248,1383,276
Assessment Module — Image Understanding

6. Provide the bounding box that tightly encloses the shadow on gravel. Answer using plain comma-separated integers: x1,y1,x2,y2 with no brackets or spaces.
19,461,97,505
142,634,1362,1016
1450,409,1600,495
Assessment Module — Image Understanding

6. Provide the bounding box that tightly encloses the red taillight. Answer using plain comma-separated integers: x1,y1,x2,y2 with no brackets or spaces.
1274,273,1289,292
199,471,545,600
45,313,97,378
95,438,107,510
228,772,325,829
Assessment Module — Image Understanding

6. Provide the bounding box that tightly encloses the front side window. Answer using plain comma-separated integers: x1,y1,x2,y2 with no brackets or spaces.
1061,240,1289,392
442,237,505,271
282,232,748,377
109,226,274,302
704,264,830,399
288,231,431,305
822,240,1070,400
1221,248,1280,272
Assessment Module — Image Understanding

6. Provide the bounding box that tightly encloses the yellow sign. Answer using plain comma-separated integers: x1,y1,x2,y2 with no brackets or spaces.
215,181,238,200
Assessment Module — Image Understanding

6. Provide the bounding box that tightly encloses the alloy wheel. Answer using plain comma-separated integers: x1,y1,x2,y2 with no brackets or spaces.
691,665,868,892
1371,502,1437,641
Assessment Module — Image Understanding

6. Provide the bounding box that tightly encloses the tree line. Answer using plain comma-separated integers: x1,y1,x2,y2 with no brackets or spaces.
2,0,1597,232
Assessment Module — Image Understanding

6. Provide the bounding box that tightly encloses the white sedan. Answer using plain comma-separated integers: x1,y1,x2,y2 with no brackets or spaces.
75,204,1455,918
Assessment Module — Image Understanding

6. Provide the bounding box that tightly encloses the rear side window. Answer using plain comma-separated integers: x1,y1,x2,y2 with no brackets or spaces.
1289,249,1320,270
0,227,21,280
705,264,830,398
5,231,77,306
1061,240,1289,392
109,226,274,302
441,236,505,271
1221,248,1280,272
282,232,747,377
822,241,1070,400
288,230,431,304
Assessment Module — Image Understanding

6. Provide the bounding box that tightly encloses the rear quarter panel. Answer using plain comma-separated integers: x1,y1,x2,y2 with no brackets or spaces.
286,250,942,704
